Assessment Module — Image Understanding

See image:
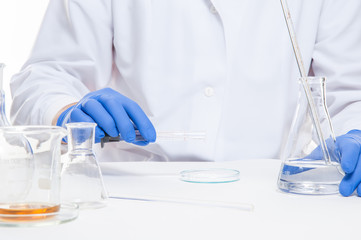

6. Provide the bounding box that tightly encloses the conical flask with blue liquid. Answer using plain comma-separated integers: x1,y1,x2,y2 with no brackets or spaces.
277,76,344,195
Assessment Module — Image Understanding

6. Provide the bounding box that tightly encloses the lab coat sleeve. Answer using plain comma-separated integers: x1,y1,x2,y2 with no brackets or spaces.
311,0,361,135
10,0,113,125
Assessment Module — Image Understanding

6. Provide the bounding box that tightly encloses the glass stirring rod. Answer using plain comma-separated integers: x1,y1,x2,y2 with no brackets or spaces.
101,130,206,148
110,195,254,212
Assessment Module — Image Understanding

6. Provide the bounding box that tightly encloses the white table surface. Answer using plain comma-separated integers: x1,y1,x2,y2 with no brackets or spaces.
1,159,360,240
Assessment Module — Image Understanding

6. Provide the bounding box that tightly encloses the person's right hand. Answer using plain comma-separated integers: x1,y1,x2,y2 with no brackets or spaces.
337,130,361,197
56,88,156,145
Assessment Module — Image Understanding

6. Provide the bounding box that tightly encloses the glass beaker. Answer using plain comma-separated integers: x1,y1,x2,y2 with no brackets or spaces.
0,126,78,224
61,122,108,209
0,63,10,126
277,77,344,195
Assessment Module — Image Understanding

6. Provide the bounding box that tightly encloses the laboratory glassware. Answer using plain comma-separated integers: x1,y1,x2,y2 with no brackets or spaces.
0,126,78,227
280,0,328,158
100,130,206,148
0,63,10,126
110,194,254,212
277,77,344,194
101,130,239,183
180,169,240,183
61,122,108,209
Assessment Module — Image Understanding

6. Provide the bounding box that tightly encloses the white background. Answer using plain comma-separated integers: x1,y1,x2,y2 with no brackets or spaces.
0,0,49,119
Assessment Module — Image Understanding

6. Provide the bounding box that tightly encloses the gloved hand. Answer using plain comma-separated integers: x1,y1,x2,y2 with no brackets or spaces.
337,129,361,196
57,88,156,145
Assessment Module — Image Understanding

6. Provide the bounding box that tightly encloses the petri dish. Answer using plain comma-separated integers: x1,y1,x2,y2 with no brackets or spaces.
180,168,240,183
0,203,79,227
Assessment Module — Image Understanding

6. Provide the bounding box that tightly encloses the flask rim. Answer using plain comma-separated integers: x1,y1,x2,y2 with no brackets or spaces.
299,76,326,84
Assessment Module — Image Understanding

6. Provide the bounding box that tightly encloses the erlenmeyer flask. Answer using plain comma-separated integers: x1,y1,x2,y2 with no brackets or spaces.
278,76,344,195
61,122,107,209
0,63,10,126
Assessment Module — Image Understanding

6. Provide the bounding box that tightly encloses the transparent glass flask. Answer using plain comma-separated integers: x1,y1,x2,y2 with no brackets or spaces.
61,122,108,209
0,63,10,126
277,77,344,195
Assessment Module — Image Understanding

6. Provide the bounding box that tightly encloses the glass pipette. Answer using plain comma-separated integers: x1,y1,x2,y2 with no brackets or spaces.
280,0,335,165
100,130,206,148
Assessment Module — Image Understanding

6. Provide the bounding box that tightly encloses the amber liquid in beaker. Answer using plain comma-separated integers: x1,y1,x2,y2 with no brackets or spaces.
0,203,60,222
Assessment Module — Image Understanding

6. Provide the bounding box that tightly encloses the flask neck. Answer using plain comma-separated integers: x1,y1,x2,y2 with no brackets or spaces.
0,64,10,126
299,77,330,125
298,76,339,163
0,63,5,91
0,89,10,126
66,123,96,153
304,77,326,102
300,77,326,100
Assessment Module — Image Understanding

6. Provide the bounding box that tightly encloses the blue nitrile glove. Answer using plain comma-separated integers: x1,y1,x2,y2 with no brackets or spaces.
56,88,156,145
337,129,361,196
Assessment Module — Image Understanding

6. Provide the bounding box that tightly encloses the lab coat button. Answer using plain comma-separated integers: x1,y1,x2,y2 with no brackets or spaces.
210,5,218,14
204,87,215,97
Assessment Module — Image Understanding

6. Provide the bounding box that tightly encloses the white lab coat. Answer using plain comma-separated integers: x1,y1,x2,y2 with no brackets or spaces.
10,0,361,162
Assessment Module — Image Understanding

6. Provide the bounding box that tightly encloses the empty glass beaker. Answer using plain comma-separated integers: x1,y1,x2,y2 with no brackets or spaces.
61,122,108,209
0,63,10,126
277,77,344,195
0,126,79,225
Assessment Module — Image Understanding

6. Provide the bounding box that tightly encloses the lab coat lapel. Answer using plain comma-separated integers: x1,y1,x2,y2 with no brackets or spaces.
208,0,225,21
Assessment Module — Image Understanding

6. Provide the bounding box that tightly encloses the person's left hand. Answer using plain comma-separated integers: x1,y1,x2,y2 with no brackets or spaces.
337,129,361,196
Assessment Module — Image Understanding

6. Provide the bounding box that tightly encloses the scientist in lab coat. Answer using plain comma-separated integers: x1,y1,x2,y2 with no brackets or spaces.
10,0,361,196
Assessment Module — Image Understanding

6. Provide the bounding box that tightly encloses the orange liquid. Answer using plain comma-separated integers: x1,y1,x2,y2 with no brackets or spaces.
0,203,60,222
